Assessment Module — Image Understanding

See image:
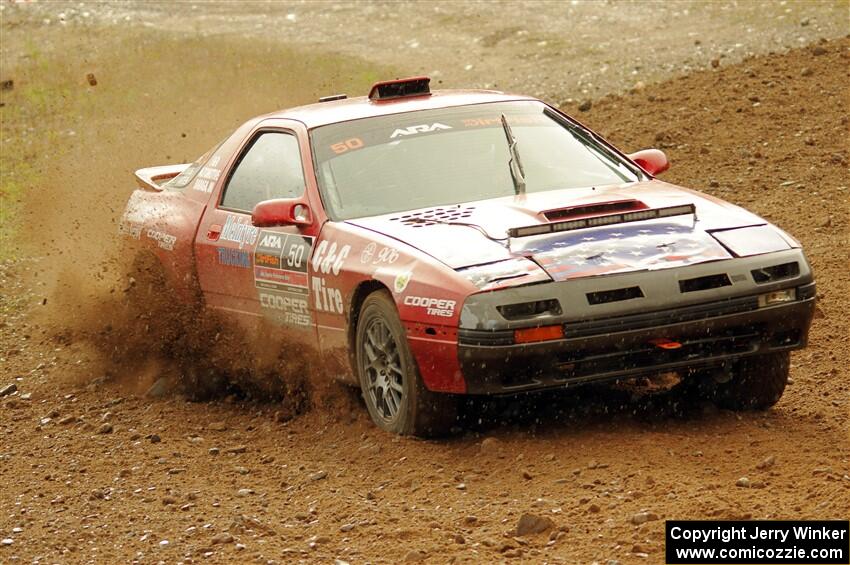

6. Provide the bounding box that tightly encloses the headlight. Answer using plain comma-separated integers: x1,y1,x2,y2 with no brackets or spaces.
758,288,796,307
457,258,550,291
710,225,791,257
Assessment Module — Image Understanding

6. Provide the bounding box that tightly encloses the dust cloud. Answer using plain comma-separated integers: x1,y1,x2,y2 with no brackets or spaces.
9,28,382,411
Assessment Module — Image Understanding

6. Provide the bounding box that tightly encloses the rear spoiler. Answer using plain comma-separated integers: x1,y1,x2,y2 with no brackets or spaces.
134,163,190,191
507,204,697,239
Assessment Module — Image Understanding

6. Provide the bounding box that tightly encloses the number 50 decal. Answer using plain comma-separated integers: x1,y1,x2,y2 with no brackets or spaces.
330,138,364,155
286,240,305,268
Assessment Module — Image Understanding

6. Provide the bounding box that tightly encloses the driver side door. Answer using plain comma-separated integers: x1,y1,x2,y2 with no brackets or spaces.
194,127,318,344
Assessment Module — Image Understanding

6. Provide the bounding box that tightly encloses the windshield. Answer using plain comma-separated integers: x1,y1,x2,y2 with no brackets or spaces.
311,101,641,220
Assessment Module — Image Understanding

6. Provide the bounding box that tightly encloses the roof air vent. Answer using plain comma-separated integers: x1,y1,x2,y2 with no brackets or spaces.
368,76,431,101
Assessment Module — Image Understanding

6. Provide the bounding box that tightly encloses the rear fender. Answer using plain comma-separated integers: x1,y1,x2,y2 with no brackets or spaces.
119,188,205,299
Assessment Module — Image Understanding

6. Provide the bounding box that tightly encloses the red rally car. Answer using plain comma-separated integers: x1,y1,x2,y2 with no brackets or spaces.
120,77,816,436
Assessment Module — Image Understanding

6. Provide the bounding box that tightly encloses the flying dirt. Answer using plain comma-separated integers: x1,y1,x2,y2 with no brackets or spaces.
0,4,848,564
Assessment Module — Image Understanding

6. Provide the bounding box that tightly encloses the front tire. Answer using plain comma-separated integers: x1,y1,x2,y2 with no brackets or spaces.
715,351,790,410
356,291,457,436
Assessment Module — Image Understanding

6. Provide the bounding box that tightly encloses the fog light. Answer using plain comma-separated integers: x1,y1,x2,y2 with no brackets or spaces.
758,288,796,307
514,325,564,344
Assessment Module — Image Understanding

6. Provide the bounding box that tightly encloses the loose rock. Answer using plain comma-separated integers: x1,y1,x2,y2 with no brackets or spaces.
756,456,776,470
212,532,234,544
98,423,113,434
631,511,659,525
0,383,17,397
516,513,554,536
480,436,502,455
145,377,169,398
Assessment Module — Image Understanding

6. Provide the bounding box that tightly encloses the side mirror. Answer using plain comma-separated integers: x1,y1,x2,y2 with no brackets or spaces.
251,198,312,228
627,149,669,176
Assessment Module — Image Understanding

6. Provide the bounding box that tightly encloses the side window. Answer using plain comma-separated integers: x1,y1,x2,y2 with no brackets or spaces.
221,131,306,212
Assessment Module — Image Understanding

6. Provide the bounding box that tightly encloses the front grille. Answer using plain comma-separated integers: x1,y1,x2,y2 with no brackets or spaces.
586,286,643,305
565,294,759,339
459,294,760,346
679,273,732,293
554,326,761,380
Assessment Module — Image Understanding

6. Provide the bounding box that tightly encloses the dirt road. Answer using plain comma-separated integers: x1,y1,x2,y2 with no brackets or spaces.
1,3,849,564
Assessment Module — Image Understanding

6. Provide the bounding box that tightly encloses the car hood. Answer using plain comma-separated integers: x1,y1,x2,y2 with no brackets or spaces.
347,180,775,280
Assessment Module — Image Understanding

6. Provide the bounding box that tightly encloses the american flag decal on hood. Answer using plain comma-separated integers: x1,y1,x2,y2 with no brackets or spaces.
514,220,731,281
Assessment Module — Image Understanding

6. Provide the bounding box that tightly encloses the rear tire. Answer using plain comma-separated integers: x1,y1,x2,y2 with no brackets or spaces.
356,290,457,437
715,351,790,410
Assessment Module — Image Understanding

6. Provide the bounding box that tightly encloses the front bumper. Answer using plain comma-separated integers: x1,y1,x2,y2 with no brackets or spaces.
456,250,816,395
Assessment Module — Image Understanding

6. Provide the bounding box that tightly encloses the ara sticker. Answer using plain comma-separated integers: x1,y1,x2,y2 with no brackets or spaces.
253,230,312,293
389,123,452,139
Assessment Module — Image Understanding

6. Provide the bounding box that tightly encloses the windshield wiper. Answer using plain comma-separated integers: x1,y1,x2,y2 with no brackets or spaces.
501,113,526,195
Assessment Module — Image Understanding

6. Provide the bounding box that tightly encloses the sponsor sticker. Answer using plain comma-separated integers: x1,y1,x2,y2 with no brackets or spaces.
146,228,176,251
258,290,312,328
216,247,250,268
118,219,142,239
192,159,223,193
253,230,314,329
361,242,399,265
311,240,350,276
253,230,312,292
360,242,377,264
390,123,452,139
403,295,455,317
394,271,412,294
312,277,344,314
220,215,259,249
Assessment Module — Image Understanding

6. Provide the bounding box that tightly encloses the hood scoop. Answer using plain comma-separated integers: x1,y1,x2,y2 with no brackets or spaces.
390,206,476,227
543,199,648,222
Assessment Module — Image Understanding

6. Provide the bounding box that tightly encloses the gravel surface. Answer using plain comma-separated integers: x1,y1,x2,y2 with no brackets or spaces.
6,0,850,101
1,4,848,564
